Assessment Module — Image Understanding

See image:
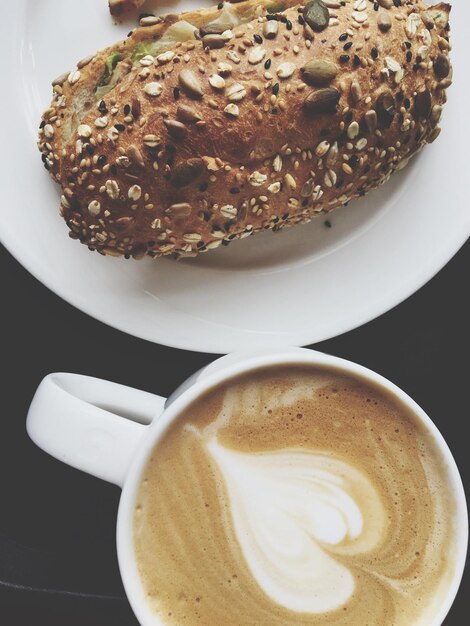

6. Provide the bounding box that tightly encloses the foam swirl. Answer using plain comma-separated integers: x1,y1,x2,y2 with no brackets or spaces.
207,441,386,613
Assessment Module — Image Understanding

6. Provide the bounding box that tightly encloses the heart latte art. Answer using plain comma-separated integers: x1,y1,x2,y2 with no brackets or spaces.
207,442,385,614
134,367,457,626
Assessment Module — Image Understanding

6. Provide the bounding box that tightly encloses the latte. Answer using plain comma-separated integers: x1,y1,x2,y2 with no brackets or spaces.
134,366,457,625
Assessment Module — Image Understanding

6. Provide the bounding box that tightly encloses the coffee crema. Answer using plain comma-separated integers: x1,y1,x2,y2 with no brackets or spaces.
134,366,457,625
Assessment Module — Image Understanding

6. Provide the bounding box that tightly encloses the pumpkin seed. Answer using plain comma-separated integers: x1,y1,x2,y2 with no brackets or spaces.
199,23,231,37
303,0,330,32
301,59,338,86
414,89,432,119
202,34,227,49
304,88,340,115
378,11,392,32
433,54,450,79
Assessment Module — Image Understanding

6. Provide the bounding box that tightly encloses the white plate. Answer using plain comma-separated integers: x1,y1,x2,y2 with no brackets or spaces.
1,0,469,354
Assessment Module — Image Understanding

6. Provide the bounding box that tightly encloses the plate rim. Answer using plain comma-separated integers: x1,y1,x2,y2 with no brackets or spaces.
1,0,469,354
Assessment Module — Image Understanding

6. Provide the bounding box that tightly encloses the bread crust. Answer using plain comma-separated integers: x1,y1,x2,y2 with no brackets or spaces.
39,0,452,259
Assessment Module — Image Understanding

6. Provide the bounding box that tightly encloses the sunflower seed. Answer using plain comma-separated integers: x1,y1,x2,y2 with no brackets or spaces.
127,145,145,168
77,54,95,69
301,178,316,197
350,79,362,104
273,154,283,172
179,69,204,98
166,203,192,217
176,104,202,123
324,169,337,187
284,173,297,189
164,119,187,140
364,110,378,133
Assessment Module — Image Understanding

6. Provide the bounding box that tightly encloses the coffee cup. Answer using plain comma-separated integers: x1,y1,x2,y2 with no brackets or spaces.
27,348,468,626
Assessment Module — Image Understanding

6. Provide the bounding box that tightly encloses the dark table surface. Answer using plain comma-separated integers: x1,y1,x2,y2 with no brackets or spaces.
0,240,468,625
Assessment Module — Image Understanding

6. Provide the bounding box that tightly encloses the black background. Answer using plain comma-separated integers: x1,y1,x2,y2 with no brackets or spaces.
0,241,468,625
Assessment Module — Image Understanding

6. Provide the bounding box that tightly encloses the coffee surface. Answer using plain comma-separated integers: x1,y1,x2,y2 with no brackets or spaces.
134,366,457,625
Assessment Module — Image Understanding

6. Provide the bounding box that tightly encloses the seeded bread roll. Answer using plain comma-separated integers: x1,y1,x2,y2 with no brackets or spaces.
38,0,452,259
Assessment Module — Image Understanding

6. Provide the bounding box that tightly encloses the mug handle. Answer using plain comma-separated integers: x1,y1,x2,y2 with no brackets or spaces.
26,373,167,487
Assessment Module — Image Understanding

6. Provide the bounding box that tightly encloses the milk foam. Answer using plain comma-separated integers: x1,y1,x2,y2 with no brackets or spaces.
207,439,385,614
134,366,456,626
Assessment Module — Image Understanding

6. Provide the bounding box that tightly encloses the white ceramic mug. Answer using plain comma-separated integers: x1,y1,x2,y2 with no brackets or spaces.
27,348,468,626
